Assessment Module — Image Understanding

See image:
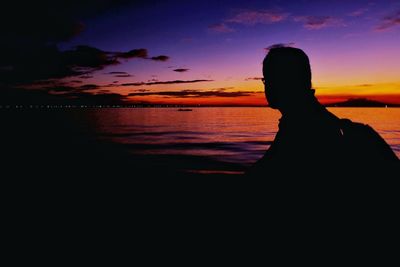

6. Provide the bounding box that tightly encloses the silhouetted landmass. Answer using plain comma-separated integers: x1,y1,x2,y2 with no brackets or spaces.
326,98,400,107
1,87,399,108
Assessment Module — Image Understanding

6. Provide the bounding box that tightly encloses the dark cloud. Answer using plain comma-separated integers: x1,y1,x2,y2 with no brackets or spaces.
245,77,263,81
62,92,129,105
122,83,149,86
128,89,256,98
116,49,148,59
0,87,63,105
150,55,170,61
0,83,131,105
0,45,114,85
79,75,93,79
1,1,149,44
106,71,129,74
0,1,136,73
133,89,151,92
294,16,343,30
71,80,83,83
44,83,101,93
0,44,168,87
2,3,81,45
0,0,170,105
64,45,119,68
375,11,400,31
105,71,133,77
27,80,64,87
173,68,190,72
208,23,235,33
121,79,213,86
115,74,133,77
113,81,119,83
48,86,76,93
79,84,101,90
1,45,75,84
105,49,168,61
265,43,295,51
212,87,234,91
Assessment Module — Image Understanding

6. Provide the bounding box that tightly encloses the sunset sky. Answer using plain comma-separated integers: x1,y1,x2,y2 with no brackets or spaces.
1,0,400,105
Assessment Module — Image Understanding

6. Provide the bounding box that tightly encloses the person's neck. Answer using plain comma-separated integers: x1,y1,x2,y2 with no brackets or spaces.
280,94,322,117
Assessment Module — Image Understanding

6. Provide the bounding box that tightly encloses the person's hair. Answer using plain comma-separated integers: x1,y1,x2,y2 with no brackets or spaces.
263,47,312,92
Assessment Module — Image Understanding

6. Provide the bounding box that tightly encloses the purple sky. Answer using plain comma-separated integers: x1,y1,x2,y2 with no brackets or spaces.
1,0,400,105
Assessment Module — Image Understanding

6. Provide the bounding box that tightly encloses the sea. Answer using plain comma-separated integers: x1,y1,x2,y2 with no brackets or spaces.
2,107,398,177
77,107,400,175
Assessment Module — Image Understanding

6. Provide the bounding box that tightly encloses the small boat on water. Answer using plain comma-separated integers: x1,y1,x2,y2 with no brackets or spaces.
177,108,192,111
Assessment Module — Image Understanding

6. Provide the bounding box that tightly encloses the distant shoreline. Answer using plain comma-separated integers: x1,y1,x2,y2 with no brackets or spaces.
1,105,399,109
1,96,399,108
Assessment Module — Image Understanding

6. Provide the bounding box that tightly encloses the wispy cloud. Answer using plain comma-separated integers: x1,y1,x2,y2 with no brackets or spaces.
208,23,235,33
121,79,213,86
245,77,263,81
213,9,344,33
375,11,400,31
348,7,369,17
294,16,344,30
226,10,288,25
348,3,374,17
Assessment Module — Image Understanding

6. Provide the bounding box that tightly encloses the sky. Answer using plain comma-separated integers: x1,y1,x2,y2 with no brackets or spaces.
1,0,400,106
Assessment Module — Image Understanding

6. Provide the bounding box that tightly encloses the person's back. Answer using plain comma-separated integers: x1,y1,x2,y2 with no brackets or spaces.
246,47,399,178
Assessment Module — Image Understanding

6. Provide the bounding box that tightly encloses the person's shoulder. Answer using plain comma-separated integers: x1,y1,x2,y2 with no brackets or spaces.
339,118,399,162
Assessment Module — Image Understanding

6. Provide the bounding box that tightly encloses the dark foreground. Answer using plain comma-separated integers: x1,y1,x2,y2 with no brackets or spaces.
2,109,399,247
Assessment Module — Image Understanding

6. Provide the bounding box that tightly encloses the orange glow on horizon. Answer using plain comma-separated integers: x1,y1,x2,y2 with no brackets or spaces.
120,81,400,106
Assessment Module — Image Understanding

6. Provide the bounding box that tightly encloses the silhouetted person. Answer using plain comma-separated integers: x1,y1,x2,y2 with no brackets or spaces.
246,47,399,177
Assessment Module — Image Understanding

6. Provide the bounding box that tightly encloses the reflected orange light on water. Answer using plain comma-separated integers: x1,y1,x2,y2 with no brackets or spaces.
87,107,400,165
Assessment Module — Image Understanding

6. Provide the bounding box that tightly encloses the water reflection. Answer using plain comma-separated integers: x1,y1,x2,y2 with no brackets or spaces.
84,107,400,174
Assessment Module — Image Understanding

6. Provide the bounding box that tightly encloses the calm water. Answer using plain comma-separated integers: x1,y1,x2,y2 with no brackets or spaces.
81,107,400,175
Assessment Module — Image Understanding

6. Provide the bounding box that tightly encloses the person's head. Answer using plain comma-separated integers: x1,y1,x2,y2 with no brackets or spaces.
262,47,313,111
